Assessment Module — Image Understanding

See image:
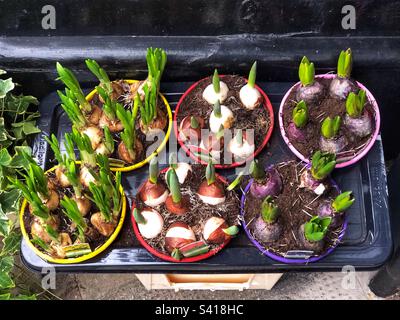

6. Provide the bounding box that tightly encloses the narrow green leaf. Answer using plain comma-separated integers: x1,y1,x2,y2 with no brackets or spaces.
248,61,257,88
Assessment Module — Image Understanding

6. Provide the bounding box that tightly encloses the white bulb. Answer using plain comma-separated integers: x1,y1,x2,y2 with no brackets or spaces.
209,105,234,133
137,209,164,239
197,194,226,205
203,217,225,241
174,163,192,184
239,84,262,110
95,143,108,155
166,226,196,240
80,166,96,188
202,81,229,104
144,190,169,207
199,140,222,162
82,126,103,150
228,137,255,160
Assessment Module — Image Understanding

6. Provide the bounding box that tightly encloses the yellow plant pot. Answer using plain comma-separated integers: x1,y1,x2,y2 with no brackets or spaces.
85,80,172,172
19,164,126,264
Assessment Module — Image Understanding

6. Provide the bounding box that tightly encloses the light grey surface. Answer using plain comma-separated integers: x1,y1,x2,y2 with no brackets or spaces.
50,271,389,300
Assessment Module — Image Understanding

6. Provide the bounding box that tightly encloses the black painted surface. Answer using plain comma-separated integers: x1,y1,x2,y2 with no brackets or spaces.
1,0,400,37
20,81,392,273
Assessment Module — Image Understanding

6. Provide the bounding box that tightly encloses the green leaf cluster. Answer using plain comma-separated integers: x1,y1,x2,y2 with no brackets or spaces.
0,71,38,300
311,151,336,181
304,216,332,242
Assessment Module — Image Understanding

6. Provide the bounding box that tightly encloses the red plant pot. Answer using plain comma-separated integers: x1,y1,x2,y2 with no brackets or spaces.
174,75,274,169
131,168,233,262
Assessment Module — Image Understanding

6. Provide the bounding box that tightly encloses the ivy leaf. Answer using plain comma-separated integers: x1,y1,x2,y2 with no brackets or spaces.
8,146,32,169
1,231,21,256
0,117,15,142
11,126,24,140
0,78,15,99
22,121,41,135
0,70,6,76
0,149,12,166
0,256,13,274
0,256,14,290
0,189,21,216
0,273,14,290
25,111,40,121
6,95,39,116
0,215,11,237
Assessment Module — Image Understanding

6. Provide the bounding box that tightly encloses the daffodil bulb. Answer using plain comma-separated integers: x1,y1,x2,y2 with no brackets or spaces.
228,130,255,160
239,84,262,110
202,81,229,104
209,104,234,133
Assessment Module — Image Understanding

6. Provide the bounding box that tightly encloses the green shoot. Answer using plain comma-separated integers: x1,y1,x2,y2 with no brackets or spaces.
235,129,243,146
249,159,266,181
139,79,158,128
227,171,244,191
169,152,178,170
64,132,77,161
45,134,68,167
88,182,112,222
332,191,355,213
116,103,137,160
149,156,159,184
25,162,49,199
133,208,146,224
45,225,60,243
96,85,121,121
248,61,257,88
64,161,83,198
215,125,225,140
85,59,112,94
321,116,341,139
112,171,122,217
292,100,308,128
261,196,279,223
166,168,181,204
31,235,51,252
298,56,315,87
223,225,240,236
60,196,87,242
90,154,121,218
103,126,115,155
146,47,167,89
58,90,88,131
10,178,49,220
56,62,92,112
304,216,332,242
190,116,199,129
337,48,352,79
71,128,97,168
213,69,220,93
206,161,216,185
171,248,182,260
311,151,336,181
213,100,222,118
346,90,367,118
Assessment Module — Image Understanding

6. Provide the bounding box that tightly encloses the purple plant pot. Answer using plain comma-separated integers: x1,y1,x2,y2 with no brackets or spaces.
240,162,348,264
279,74,381,168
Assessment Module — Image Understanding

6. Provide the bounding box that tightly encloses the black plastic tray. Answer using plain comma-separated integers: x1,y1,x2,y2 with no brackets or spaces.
21,81,393,273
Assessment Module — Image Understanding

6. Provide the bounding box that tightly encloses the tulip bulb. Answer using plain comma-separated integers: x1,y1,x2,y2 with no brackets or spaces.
202,69,229,104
